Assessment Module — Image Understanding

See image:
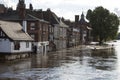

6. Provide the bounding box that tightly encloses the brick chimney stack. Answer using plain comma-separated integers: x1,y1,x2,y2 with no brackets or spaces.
17,0,26,19
46,8,52,22
29,3,33,11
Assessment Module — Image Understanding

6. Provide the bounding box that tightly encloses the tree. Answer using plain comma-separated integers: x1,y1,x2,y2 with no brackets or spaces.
86,9,92,21
86,6,120,44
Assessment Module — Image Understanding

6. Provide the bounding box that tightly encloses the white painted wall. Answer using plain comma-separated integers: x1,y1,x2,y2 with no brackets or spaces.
0,38,32,53
12,42,32,53
0,39,11,53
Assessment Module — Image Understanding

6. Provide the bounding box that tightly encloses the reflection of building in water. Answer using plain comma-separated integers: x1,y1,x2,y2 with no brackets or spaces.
31,54,48,68
0,60,31,73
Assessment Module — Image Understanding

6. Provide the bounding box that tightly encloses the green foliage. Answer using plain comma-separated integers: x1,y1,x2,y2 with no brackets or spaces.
86,9,92,21
86,6,120,44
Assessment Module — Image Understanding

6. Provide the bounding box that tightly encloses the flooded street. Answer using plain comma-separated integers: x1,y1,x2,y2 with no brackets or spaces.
0,41,120,80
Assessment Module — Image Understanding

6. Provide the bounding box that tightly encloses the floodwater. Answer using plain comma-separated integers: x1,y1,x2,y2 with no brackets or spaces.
0,41,120,80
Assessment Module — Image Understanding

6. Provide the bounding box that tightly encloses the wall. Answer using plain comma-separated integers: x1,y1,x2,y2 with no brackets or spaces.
59,27,67,49
0,39,11,53
33,41,49,53
54,25,68,50
12,42,32,53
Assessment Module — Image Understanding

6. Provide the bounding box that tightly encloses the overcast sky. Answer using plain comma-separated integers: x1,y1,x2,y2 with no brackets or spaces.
1,0,120,21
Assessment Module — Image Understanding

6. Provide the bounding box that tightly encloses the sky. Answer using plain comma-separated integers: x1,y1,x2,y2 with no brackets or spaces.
1,0,120,32
1,0,120,21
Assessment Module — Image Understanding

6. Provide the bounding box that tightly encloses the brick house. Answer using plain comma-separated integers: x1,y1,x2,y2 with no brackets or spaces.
28,9,68,50
26,15,49,53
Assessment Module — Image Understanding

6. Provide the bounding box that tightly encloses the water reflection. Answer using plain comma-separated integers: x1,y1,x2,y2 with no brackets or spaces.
31,53,48,68
0,43,119,80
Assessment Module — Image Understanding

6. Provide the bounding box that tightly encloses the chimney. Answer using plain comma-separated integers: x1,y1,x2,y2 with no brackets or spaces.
75,15,79,23
22,20,27,33
39,9,43,19
29,3,33,11
17,0,26,19
47,8,51,22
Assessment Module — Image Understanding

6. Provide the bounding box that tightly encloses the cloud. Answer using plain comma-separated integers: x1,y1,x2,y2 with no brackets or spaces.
1,0,120,20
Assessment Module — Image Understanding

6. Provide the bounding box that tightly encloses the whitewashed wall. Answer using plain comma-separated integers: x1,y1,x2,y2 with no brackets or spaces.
0,38,32,53
12,42,32,53
0,39,11,53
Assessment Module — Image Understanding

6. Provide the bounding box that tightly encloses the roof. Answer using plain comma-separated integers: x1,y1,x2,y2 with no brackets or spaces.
27,14,49,23
0,11,38,21
0,4,5,8
0,10,50,24
51,12,60,24
59,19,69,28
0,20,33,41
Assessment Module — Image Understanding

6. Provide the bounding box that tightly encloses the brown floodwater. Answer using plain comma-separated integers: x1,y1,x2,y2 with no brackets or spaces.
0,41,120,80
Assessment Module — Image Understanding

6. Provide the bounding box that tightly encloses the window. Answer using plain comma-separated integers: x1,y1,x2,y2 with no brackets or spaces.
43,25,46,31
30,23,35,30
39,24,42,30
14,41,20,50
26,42,29,48
45,24,48,31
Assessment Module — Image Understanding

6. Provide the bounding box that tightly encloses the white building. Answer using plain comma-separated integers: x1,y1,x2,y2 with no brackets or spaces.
54,19,68,50
0,20,33,53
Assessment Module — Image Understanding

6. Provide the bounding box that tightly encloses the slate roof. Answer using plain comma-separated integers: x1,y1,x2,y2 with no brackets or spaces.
0,20,33,41
27,14,49,23
0,10,50,24
59,19,69,28
29,10,68,27
44,11,68,28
